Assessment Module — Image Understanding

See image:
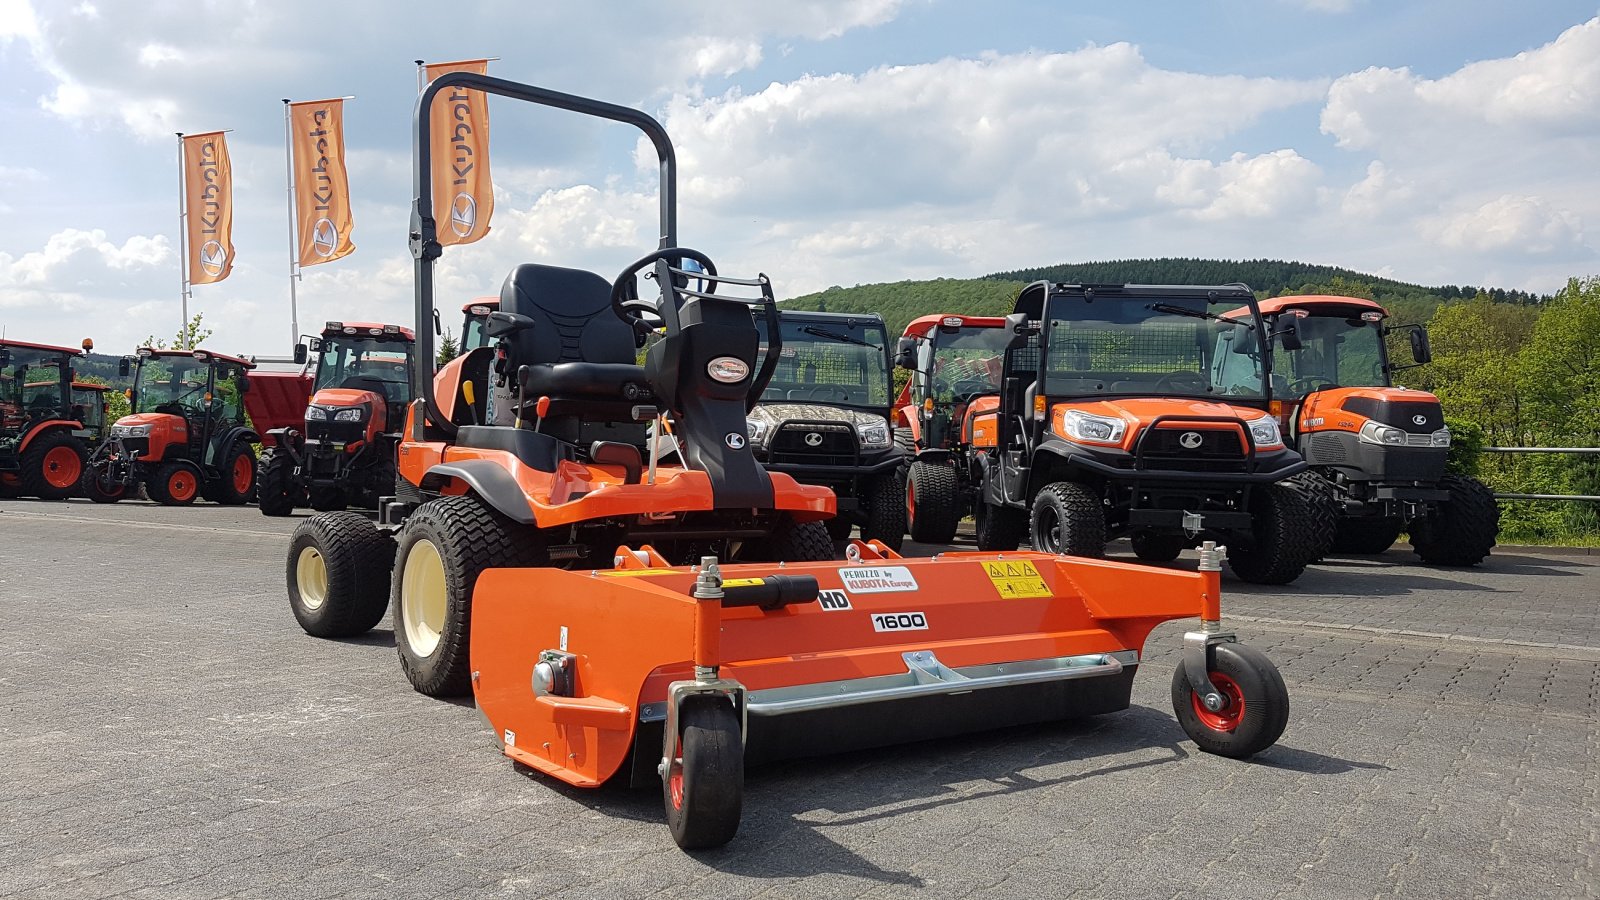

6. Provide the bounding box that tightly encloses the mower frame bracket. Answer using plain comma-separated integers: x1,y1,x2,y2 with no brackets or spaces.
659,675,748,778
1183,629,1238,712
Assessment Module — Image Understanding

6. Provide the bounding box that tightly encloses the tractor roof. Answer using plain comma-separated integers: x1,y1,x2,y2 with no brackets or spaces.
775,309,886,327
1222,294,1388,321
135,347,256,368
901,313,1009,339
72,382,112,392
462,297,498,313
321,321,417,341
0,338,86,356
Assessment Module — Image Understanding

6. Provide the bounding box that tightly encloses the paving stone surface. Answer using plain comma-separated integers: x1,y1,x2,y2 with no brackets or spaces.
1,500,1596,899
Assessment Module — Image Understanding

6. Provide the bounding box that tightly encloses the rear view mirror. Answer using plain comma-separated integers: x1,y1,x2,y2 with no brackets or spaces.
118,357,131,377
1275,318,1302,352
1409,327,1432,365
1230,324,1259,356
894,337,916,370
485,311,537,339
293,343,308,365
238,375,251,394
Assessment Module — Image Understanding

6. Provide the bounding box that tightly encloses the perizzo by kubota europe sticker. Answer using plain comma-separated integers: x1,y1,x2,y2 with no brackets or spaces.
838,566,918,593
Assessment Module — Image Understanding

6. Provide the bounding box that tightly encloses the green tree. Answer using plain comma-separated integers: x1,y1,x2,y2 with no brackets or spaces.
437,327,460,366
141,313,212,350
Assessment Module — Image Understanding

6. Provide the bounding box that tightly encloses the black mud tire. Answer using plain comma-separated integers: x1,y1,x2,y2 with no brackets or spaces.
893,427,918,457
146,461,201,506
393,495,546,697
80,465,127,504
206,443,256,506
287,512,397,638
256,448,303,517
974,500,1028,551
1408,474,1499,566
1332,517,1405,555
1131,531,1187,563
1171,642,1289,759
860,471,906,551
906,461,959,545
663,696,745,851
19,430,87,501
759,517,836,562
1225,477,1327,585
310,486,348,513
1030,481,1106,558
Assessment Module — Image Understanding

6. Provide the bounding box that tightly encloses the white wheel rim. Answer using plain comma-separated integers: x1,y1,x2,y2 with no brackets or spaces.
296,546,328,611
401,539,447,658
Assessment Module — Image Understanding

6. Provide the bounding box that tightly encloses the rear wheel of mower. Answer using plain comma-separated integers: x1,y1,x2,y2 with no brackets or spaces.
256,449,303,516
1408,474,1499,566
974,500,1027,551
1332,517,1404,555
287,512,397,638
147,461,201,506
207,444,256,505
861,471,906,551
1131,531,1187,562
1170,642,1289,759
663,696,744,851
905,461,959,544
1225,477,1326,585
394,495,547,697
758,516,836,562
20,431,86,501
80,466,126,504
1030,481,1106,558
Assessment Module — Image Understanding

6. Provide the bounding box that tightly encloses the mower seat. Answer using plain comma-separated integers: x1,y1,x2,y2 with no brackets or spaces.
455,425,565,472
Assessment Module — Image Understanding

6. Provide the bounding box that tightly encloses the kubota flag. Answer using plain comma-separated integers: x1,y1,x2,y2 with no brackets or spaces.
289,99,356,266
423,59,493,246
182,131,235,284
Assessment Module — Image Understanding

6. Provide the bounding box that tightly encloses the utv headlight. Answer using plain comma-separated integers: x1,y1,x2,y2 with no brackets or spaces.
305,406,330,422
1431,427,1451,447
746,418,768,446
1358,421,1407,446
332,407,366,423
857,421,890,448
1058,409,1126,444
1247,416,1284,449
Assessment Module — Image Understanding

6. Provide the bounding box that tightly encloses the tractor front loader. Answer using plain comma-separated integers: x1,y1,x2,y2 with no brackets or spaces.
281,74,1293,851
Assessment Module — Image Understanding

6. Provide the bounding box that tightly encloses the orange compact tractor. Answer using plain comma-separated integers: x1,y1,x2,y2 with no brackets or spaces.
976,283,1336,583
255,322,415,515
282,75,1292,850
82,348,259,505
1246,295,1498,563
892,314,1014,543
0,338,95,500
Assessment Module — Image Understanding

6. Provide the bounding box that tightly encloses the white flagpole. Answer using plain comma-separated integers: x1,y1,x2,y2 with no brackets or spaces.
282,99,301,352
175,132,191,350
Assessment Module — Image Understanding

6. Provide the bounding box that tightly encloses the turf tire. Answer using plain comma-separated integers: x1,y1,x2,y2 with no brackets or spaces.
1030,481,1106,558
663,696,745,850
1170,642,1289,759
1408,474,1499,566
287,512,397,638
760,516,836,562
861,471,907,551
1225,477,1326,585
19,430,86,501
906,461,960,545
256,448,303,516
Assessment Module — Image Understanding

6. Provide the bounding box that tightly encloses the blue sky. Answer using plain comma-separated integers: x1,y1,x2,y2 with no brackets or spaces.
2,1,1598,355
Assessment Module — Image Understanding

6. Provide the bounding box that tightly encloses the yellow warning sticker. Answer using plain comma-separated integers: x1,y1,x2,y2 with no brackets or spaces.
597,568,680,577
721,578,766,588
981,560,1052,599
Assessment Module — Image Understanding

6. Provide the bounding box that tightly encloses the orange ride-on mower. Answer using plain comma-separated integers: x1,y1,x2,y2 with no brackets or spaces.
81,348,259,505
0,338,96,501
891,314,1014,544
282,75,1293,850
255,322,415,516
1245,295,1499,564
978,282,1337,583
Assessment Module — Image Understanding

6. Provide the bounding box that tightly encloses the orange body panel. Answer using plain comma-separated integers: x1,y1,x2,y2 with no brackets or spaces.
1294,385,1439,437
309,387,387,442
1048,399,1270,452
111,412,187,460
964,395,1000,448
471,550,1212,787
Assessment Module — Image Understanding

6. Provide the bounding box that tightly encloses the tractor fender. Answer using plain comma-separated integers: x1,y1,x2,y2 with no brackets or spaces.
420,460,537,525
914,448,954,465
16,420,83,455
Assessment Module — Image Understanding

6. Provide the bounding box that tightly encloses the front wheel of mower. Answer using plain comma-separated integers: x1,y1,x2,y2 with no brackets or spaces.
287,512,396,638
1408,474,1499,566
147,461,201,506
1031,481,1106,558
1131,531,1187,562
663,697,745,850
905,461,959,544
256,449,303,517
1170,642,1289,759
393,495,546,697
861,471,906,551
19,430,86,501
80,466,126,504
208,444,256,505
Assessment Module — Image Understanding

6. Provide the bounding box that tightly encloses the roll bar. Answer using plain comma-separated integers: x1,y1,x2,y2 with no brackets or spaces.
409,74,679,436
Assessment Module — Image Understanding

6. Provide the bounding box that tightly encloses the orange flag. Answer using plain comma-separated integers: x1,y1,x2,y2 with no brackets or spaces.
182,132,234,284
289,99,356,266
423,59,493,246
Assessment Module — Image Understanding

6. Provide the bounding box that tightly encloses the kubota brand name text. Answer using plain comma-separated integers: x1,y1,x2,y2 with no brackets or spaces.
839,566,918,593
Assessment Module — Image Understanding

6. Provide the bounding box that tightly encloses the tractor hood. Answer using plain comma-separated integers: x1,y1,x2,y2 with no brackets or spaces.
309,388,383,409
113,412,187,432
748,403,887,431
1065,398,1272,427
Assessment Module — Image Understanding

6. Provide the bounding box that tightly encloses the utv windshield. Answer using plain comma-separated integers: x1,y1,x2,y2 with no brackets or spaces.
1042,293,1267,401
916,326,1013,406
133,356,211,415
1270,314,1387,399
1,348,70,416
756,317,890,408
313,335,414,405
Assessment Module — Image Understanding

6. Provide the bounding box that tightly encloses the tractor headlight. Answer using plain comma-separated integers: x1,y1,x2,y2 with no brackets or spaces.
856,421,891,448
112,424,152,437
1358,421,1407,446
1058,409,1126,444
305,406,330,422
333,407,366,423
1247,416,1284,449
1432,426,1451,447
746,418,768,446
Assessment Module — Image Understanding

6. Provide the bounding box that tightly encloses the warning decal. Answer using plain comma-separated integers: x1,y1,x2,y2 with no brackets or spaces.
982,560,1052,599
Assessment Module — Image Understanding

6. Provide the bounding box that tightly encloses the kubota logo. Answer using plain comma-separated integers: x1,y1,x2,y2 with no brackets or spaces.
724,432,746,450
1178,431,1204,449
1412,414,1427,425
198,240,227,277
805,432,823,447
450,192,476,236
311,218,338,257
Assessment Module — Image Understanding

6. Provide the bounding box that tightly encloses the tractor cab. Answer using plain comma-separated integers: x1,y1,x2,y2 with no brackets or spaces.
459,297,498,352
83,347,259,505
0,338,94,500
70,383,112,443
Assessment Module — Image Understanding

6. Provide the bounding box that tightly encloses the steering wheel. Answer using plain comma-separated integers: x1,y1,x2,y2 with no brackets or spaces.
608,248,718,333
1155,372,1208,393
952,379,993,400
1290,377,1338,395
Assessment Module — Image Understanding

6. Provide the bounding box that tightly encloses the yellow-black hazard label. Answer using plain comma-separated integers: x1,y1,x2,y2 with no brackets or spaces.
981,560,1052,599
721,577,766,588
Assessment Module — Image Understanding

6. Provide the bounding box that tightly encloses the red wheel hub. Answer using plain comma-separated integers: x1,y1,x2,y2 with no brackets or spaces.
232,455,253,493
169,470,197,502
42,446,81,488
668,734,684,810
1192,671,1246,732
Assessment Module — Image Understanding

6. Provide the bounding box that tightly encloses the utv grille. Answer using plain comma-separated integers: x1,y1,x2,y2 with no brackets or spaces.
769,422,860,468
1143,427,1245,460
1309,433,1346,462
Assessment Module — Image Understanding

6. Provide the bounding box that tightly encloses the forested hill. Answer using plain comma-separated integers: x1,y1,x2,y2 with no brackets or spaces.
781,258,1546,337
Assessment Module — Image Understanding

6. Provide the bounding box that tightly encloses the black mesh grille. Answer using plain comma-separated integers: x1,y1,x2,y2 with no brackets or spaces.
121,437,150,457
1047,324,1201,373
1310,433,1346,462
1142,427,1245,459
769,422,859,467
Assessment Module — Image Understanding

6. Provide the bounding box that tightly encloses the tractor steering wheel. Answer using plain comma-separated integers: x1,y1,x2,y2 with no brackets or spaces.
608,248,718,334
1155,372,1208,393
1290,377,1338,395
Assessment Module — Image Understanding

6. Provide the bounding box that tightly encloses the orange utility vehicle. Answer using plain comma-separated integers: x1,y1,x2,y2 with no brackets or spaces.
0,338,95,501
977,283,1335,583
255,321,415,515
282,75,1291,850
82,347,259,505
892,314,1013,543
1248,295,1498,563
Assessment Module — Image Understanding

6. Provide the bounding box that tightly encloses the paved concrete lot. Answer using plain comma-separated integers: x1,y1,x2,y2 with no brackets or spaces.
2,499,1596,899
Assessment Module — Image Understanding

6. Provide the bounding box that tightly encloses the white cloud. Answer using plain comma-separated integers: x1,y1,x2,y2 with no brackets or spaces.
0,0,38,40
1428,195,1585,255
1339,160,1414,218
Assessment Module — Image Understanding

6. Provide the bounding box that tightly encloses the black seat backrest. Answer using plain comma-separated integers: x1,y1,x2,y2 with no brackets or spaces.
499,263,636,368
